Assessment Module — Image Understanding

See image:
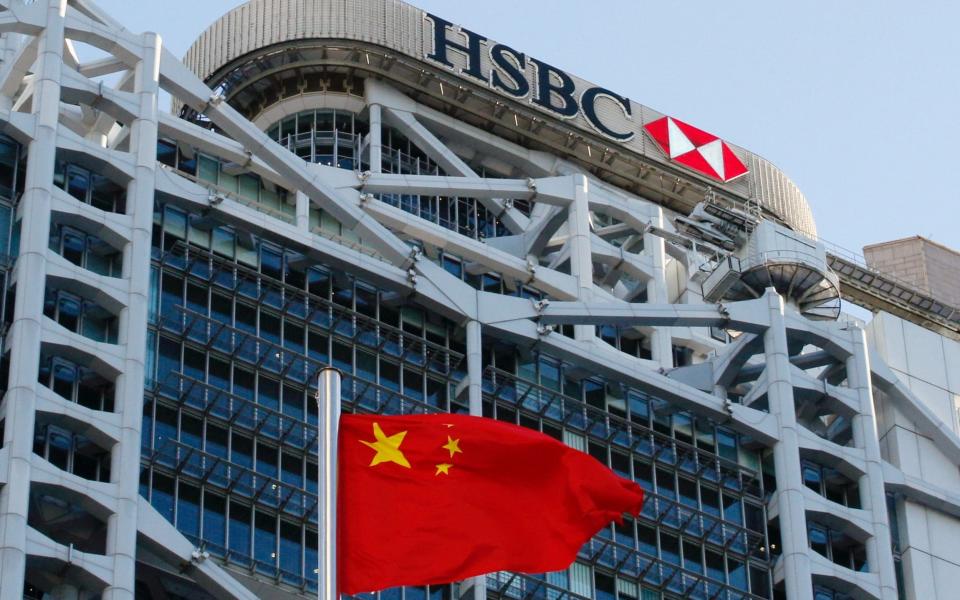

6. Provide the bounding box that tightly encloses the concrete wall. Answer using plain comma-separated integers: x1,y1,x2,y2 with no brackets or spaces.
867,311,960,600
868,312,960,436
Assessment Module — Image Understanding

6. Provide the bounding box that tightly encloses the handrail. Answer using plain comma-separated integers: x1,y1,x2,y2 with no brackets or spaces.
156,241,464,373
482,367,763,490
155,304,459,404
160,163,296,225
152,368,446,452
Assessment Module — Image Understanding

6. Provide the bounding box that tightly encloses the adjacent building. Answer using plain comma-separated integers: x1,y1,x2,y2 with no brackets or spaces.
0,1,957,600
863,236,960,309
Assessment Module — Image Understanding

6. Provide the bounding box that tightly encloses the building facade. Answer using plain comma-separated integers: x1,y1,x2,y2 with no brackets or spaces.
0,1,957,600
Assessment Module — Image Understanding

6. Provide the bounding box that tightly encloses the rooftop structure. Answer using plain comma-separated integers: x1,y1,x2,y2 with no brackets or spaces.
863,236,960,309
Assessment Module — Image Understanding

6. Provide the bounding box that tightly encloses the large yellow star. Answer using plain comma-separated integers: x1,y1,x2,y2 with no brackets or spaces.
442,436,462,459
360,422,410,468
435,463,453,476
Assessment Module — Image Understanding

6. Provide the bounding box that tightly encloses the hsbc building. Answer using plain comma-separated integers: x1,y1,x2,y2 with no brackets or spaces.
0,1,957,600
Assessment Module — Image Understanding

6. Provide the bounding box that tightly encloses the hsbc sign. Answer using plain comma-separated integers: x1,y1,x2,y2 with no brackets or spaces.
423,14,748,183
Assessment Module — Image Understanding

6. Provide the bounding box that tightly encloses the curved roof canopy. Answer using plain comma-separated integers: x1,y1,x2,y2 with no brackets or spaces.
184,0,817,237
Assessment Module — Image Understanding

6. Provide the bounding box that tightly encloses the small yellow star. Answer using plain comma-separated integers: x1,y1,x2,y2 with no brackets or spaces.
442,436,462,458
435,463,453,476
443,423,455,428
360,422,411,468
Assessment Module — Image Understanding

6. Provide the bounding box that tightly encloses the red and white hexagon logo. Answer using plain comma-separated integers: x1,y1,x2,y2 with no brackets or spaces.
643,116,748,183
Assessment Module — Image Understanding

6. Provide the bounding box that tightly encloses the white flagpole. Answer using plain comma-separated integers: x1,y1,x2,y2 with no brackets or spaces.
316,368,341,600
464,320,487,600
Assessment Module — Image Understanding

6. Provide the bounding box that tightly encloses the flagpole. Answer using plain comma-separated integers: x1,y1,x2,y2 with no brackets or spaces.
464,320,487,600
316,367,341,600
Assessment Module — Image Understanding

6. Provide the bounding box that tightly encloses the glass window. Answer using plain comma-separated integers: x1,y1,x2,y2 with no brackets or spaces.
705,550,725,583
682,540,702,574
206,424,228,459
723,493,742,525
332,341,352,372
157,139,177,167
51,360,77,400
304,530,318,586
154,405,177,450
212,227,235,258
674,413,693,444
232,432,253,468
281,452,302,488
238,174,260,202
660,533,680,565
539,358,561,391
61,229,85,266
749,565,769,597
254,511,277,572
279,520,302,580
198,155,219,184
229,501,251,560
203,492,227,552
716,428,738,462
180,414,202,448
66,166,90,202
177,483,201,539
595,572,615,600
809,524,829,556
315,111,333,132
253,437,277,475
259,377,280,412
380,360,400,391
678,477,698,508
164,206,187,239
727,557,747,589
90,173,123,212
47,428,71,470
282,384,304,420
152,473,175,523
425,377,446,408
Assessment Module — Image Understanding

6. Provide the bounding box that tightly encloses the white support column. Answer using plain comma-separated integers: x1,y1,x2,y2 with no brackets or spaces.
0,2,66,598
567,175,593,342
847,327,898,600
464,319,486,600
763,291,813,600
0,34,23,113
316,368,341,600
644,207,673,369
296,190,310,230
103,31,161,600
368,103,382,174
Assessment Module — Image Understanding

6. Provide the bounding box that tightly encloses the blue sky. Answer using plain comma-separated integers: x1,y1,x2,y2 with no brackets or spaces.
92,0,960,258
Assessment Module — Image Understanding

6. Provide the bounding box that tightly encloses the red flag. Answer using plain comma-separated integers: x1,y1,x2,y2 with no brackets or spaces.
338,413,644,594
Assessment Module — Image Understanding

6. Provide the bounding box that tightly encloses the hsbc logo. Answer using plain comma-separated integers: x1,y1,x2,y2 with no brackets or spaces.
643,117,748,183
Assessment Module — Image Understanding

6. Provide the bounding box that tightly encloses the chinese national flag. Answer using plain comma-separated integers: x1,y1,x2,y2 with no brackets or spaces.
338,413,644,594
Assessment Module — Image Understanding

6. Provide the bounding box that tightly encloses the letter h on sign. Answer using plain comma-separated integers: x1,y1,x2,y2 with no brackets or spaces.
425,14,487,83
